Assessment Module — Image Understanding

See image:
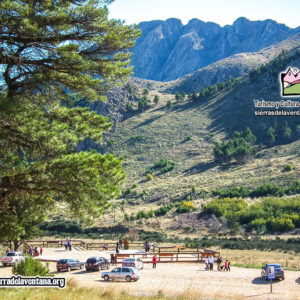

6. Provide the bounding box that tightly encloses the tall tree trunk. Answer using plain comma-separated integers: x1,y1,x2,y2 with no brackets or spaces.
13,240,19,251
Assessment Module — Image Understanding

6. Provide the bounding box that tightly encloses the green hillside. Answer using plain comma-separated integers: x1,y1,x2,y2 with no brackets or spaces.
284,83,300,95
92,50,299,236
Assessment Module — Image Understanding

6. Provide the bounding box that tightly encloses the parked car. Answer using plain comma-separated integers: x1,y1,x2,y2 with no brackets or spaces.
261,263,285,280
101,267,140,282
122,257,144,269
85,257,110,271
1,251,25,266
56,259,84,272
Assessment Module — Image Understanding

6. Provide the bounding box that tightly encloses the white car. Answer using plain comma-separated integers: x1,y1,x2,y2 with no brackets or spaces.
1,251,25,266
122,257,144,269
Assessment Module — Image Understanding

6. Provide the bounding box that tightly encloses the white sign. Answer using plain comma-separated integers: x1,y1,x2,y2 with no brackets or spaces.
267,265,275,280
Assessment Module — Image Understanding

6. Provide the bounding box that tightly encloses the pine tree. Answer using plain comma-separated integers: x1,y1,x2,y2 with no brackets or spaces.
0,0,140,247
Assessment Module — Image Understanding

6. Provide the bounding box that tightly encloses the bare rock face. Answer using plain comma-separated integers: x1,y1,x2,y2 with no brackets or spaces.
131,17,300,81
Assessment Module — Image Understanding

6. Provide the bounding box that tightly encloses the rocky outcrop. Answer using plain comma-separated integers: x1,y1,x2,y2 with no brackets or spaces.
131,17,300,81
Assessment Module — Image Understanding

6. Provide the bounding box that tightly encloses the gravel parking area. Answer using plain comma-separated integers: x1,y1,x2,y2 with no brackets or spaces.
1,248,300,300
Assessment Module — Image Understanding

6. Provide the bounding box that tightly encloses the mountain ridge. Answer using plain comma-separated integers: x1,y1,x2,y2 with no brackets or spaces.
131,17,300,81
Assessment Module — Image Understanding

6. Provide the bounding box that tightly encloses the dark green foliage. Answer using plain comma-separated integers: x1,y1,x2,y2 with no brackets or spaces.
192,90,197,101
203,196,300,233
166,100,173,109
213,181,300,198
143,89,149,96
0,0,139,245
175,91,185,102
39,219,128,238
12,257,53,276
283,164,293,172
126,102,134,112
155,204,174,216
266,126,276,144
138,230,168,242
185,236,300,253
153,95,159,105
138,96,150,111
146,159,176,175
127,134,146,144
176,206,191,214
214,128,257,164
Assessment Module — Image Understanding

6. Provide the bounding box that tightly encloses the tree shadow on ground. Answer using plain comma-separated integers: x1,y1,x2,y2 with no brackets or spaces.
183,161,216,175
133,115,162,129
252,277,280,285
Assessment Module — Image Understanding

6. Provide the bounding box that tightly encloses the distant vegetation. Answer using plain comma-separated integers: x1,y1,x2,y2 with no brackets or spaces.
203,196,300,233
212,181,300,198
189,78,241,101
146,159,176,175
213,128,257,164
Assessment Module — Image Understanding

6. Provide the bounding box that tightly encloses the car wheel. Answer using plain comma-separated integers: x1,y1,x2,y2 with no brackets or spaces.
126,276,131,282
57,269,61,272
3,264,7,267
104,275,109,281
67,266,71,272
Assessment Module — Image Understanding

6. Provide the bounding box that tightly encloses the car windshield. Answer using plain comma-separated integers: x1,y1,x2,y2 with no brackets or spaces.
87,258,96,263
273,264,282,268
124,258,135,262
6,253,16,256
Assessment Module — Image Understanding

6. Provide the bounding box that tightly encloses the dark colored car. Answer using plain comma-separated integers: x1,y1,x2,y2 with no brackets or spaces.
56,259,84,272
85,257,110,271
261,263,285,280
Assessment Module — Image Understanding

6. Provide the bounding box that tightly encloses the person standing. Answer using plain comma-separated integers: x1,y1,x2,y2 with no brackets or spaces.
228,260,231,271
119,238,123,249
40,247,43,256
217,256,222,271
110,253,115,266
68,239,72,251
208,256,214,271
116,243,120,254
64,239,68,250
204,256,209,270
152,255,157,268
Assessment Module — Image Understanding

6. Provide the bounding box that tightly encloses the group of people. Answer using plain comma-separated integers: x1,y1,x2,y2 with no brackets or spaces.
205,256,230,271
29,246,42,257
64,238,72,251
110,253,118,265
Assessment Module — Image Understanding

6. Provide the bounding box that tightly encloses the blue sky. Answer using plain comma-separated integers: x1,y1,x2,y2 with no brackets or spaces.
109,0,300,28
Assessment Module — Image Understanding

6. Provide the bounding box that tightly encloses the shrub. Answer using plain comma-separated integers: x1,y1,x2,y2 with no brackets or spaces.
146,173,154,181
12,256,53,276
126,102,134,112
214,128,257,164
146,159,175,175
166,101,173,109
283,163,293,172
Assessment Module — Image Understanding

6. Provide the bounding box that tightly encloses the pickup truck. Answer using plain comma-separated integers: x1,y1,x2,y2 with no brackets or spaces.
1,251,25,266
